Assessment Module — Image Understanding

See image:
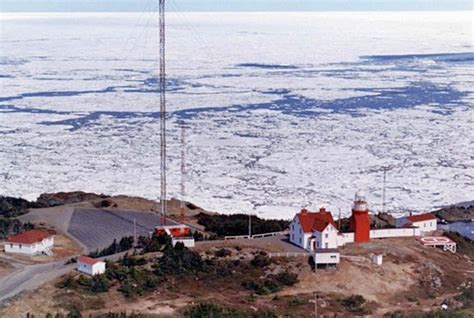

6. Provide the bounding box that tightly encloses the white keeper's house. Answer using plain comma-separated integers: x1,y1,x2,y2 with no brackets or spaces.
289,208,342,251
4,229,54,256
77,256,106,276
395,213,437,233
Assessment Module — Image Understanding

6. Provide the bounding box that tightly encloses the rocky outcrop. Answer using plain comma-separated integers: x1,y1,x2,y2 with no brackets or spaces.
432,205,474,222
35,191,109,208
0,196,31,218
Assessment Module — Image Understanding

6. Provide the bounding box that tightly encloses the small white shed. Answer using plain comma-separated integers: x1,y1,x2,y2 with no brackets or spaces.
371,254,383,265
313,248,340,267
77,256,106,276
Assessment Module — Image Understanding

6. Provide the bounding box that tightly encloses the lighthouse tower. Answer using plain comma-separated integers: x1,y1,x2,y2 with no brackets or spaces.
349,190,371,243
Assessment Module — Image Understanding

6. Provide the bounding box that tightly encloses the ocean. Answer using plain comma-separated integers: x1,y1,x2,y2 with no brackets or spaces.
0,12,473,219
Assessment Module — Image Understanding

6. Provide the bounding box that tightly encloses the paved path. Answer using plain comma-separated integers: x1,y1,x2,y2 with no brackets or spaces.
0,260,74,303
0,252,128,304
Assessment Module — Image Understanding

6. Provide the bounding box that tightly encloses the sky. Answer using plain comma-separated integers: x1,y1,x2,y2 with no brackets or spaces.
1,0,472,12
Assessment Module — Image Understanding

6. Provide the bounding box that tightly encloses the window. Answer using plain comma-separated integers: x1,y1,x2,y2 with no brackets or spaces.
325,243,328,248
19,244,22,249
330,255,336,259
325,234,328,238
299,238,302,244
291,234,294,240
317,241,320,248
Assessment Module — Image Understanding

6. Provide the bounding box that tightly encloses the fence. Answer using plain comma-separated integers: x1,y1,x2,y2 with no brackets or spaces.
224,230,289,241
268,252,309,258
251,231,289,239
340,255,367,262
370,228,420,239
224,235,251,240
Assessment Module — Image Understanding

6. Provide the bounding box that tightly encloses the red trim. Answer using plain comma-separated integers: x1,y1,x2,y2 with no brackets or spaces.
78,256,100,265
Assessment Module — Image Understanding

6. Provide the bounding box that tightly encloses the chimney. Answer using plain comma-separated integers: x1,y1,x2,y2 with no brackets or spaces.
320,207,326,213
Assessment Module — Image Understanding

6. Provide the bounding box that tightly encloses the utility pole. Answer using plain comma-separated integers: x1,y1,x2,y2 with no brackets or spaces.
248,212,252,238
159,0,167,225
314,292,318,318
338,208,341,230
382,166,391,214
133,217,137,246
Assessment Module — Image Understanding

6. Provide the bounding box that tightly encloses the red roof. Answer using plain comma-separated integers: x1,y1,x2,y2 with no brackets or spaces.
7,230,52,244
407,213,436,223
78,256,101,265
297,208,338,233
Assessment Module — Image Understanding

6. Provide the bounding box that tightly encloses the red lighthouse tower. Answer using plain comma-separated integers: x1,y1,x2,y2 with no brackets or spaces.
349,190,370,243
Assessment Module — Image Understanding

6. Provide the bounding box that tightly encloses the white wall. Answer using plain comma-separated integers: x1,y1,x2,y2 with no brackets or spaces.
289,217,312,250
92,262,106,275
77,261,106,276
5,236,54,255
313,251,340,264
172,237,195,248
412,219,437,233
338,232,354,246
311,224,338,249
370,228,421,238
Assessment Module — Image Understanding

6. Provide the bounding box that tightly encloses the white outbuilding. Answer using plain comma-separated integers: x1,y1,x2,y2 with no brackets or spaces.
4,230,54,256
77,256,106,276
312,249,340,268
396,213,437,233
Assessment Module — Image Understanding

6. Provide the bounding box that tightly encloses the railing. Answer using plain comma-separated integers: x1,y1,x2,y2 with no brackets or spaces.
224,235,251,240
224,231,289,241
268,252,309,258
340,255,367,262
251,231,289,239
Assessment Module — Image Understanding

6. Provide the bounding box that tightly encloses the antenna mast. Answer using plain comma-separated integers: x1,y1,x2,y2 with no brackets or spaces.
159,0,167,225
180,124,186,224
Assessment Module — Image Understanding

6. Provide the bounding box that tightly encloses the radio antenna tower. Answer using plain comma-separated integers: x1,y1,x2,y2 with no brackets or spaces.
180,124,186,224
159,0,167,225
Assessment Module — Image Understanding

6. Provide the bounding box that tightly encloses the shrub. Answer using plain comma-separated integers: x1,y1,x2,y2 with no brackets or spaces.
90,275,109,293
242,271,298,295
56,275,78,289
341,295,371,315
197,213,289,237
214,248,232,258
120,254,147,267
251,252,271,267
155,242,204,275
273,271,298,287
184,303,276,318
89,236,135,258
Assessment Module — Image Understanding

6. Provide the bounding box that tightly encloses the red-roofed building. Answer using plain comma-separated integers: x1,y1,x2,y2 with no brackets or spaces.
77,256,106,276
289,207,342,250
396,213,437,233
4,230,54,256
